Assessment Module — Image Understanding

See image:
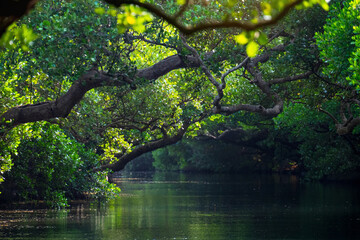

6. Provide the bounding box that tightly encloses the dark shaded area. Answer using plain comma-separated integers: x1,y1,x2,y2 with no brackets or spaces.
0,0,38,37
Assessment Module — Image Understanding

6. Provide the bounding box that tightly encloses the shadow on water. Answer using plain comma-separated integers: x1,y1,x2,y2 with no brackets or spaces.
1,172,360,239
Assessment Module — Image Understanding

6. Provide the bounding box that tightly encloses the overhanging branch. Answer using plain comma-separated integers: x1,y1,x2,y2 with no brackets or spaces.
0,54,201,129
1,1,306,39
269,71,313,85
98,122,191,171
104,0,305,34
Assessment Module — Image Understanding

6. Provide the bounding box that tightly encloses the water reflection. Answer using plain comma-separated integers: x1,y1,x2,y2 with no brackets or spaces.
1,172,360,239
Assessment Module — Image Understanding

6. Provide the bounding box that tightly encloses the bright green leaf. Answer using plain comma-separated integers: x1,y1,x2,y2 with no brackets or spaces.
235,32,249,45
94,7,105,15
246,41,259,58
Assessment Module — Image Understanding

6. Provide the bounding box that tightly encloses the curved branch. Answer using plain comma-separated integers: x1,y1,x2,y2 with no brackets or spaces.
99,122,191,171
269,71,313,85
214,47,286,116
130,34,179,51
0,54,201,129
336,118,360,135
1,1,305,39
180,35,225,110
136,54,200,79
98,112,208,172
319,108,339,124
221,57,249,84
320,106,360,135
218,32,288,87
104,0,305,34
216,102,283,117
1,71,125,128
180,35,220,88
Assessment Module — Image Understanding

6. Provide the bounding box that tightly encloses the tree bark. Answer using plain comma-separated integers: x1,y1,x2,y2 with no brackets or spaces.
0,55,199,129
99,122,190,172
0,0,305,38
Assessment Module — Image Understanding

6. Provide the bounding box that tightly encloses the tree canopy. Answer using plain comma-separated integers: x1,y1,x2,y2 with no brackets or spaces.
1,0,360,205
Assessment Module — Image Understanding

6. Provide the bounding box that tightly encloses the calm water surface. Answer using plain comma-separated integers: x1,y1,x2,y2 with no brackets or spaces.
1,172,360,239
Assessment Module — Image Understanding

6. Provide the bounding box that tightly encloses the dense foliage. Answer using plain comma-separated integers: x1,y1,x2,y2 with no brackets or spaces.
316,0,360,88
151,140,272,172
1,0,360,207
0,123,120,208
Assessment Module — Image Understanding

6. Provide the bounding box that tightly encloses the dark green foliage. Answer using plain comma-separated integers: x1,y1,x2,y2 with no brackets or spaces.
152,140,270,173
182,140,261,172
151,141,191,171
275,103,360,180
316,0,360,87
0,123,120,208
124,152,155,171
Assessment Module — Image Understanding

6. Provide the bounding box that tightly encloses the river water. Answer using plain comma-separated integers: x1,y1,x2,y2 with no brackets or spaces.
1,172,360,239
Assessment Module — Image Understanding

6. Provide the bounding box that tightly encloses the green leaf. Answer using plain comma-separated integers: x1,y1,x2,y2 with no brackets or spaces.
261,2,272,15
235,32,249,45
246,41,259,58
94,7,105,15
177,0,186,5
228,0,237,7
258,32,268,45
319,0,329,11
43,20,51,26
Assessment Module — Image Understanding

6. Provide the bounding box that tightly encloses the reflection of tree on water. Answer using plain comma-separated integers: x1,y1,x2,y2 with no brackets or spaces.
1,173,360,239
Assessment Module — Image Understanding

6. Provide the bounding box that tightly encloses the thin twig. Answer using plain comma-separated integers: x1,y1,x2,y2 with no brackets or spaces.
319,107,339,124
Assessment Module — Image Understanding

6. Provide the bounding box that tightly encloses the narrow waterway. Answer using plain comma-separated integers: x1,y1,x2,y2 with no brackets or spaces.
1,172,360,239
